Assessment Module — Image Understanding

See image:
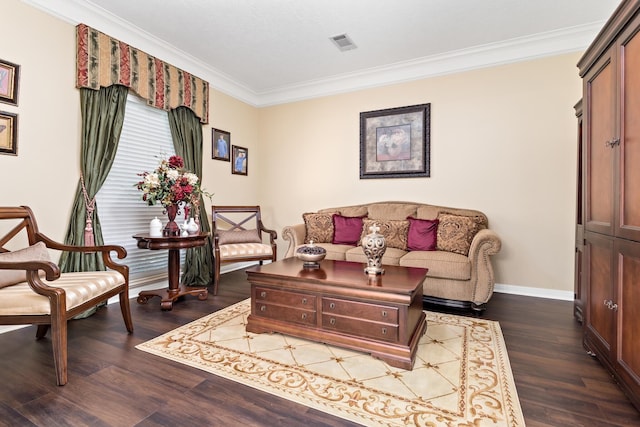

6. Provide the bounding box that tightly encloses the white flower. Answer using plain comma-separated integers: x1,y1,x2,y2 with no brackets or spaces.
166,169,180,181
184,172,199,185
144,173,160,186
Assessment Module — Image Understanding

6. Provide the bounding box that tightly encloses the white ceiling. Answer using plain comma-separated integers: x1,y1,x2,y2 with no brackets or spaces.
26,0,620,106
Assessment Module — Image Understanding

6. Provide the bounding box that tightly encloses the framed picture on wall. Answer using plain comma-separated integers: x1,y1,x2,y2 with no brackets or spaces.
0,59,20,106
0,111,18,155
231,145,248,176
359,103,430,179
212,128,231,161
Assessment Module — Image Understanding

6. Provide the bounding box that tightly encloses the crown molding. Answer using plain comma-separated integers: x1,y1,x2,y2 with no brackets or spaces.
23,0,603,107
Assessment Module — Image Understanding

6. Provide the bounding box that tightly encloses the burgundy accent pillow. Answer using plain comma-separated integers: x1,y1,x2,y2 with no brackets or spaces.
406,217,439,251
332,214,366,245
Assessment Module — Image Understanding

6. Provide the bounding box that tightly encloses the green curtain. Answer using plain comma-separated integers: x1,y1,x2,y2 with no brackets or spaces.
59,85,129,272
168,106,214,286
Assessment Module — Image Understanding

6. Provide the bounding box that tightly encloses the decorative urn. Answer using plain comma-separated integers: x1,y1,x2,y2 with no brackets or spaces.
361,223,386,275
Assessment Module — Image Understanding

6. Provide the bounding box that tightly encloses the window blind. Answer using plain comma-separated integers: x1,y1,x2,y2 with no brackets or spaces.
96,94,185,283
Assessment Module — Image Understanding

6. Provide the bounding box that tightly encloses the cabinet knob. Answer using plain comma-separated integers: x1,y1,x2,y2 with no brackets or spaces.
605,138,620,148
329,318,336,325
260,305,266,312
382,310,387,317
260,291,267,298
302,298,307,305
301,313,307,320
381,327,387,335
329,302,335,309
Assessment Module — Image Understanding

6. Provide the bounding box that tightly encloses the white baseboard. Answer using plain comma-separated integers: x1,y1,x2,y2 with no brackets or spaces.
494,283,574,301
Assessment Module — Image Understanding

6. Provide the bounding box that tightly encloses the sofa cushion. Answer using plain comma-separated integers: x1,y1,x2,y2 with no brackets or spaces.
407,217,438,251
361,219,409,250
303,212,335,244
345,246,406,266
217,229,261,245
0,242,51,288
400,250,471,280
332,214,366,245
368,203,418,220
436,213,484,256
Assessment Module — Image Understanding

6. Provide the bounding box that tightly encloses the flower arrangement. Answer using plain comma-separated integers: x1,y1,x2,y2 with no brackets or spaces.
135,155,207,214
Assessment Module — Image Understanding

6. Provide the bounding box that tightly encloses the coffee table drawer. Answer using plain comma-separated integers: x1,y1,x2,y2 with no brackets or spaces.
255,302,316,326
255,287,316,309
322,314,399,342
322,297,399,324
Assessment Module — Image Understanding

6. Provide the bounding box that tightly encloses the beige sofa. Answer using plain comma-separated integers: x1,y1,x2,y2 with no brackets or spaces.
282,201,501,312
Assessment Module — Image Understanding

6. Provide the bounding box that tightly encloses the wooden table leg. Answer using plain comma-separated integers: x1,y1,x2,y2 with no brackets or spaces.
136,248,208,310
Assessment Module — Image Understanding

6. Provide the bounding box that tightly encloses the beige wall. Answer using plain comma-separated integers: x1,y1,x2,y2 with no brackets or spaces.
3,0,582,294
258,54,582,293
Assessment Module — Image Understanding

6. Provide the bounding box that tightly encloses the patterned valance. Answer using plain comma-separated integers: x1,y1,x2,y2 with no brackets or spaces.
76,24,209,124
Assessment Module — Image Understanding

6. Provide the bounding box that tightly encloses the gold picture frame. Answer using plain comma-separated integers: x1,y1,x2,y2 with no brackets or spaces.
0,59,20,106
0,111,18,156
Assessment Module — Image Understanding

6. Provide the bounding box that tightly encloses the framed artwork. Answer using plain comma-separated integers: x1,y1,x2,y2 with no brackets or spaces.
0,111,18,155
212,128,230,161
359,103,430,179
0,59,20,106
231,145,248,176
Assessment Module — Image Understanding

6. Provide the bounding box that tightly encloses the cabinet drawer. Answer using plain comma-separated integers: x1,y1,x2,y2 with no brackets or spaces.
322,315,399,342
254,302,316,326
322,297,398,324
255,287,316,309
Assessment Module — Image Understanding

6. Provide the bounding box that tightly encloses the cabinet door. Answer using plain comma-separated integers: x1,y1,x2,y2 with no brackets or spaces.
615,238,640,399
584,232,615,356
584,50,616,235
618,22,640,241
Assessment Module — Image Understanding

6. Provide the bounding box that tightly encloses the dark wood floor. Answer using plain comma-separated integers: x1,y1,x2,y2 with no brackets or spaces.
0,269,638,427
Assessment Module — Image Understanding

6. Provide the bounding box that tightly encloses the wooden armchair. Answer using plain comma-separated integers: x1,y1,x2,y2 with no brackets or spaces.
0,206,133,385
211,205,277,294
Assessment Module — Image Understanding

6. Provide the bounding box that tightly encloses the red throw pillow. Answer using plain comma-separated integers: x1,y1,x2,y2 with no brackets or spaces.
332,214,366,245
407,217,439,251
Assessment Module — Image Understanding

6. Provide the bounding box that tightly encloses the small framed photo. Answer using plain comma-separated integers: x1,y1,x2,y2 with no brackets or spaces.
0,59,20,106
360,103,430,179
212,128,231,161
0,111,18,155
231,145,248,176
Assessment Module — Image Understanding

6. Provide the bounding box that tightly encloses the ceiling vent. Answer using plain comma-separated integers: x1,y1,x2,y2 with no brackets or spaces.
330,33,357,52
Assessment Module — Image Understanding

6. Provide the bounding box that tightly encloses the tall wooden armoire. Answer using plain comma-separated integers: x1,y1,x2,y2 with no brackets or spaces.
577,0,640,411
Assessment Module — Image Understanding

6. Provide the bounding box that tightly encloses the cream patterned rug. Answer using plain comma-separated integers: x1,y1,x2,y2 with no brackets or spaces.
136,299,525,426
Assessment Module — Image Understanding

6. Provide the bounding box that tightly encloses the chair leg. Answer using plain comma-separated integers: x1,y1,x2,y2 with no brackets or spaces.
119,291,134,333
213,257,221,296
36,324,50,339
50,318,68,386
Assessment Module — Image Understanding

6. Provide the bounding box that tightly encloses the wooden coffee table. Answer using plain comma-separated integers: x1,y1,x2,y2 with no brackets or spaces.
245,258,427,370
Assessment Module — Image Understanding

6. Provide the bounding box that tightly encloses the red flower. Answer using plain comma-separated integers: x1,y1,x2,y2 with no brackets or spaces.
168,155,184,169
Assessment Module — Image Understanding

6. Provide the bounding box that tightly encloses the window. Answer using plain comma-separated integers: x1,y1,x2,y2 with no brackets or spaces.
96,94,185,283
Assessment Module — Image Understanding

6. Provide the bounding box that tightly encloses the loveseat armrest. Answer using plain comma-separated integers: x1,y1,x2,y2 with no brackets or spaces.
467,228,502,308
282,223,306,258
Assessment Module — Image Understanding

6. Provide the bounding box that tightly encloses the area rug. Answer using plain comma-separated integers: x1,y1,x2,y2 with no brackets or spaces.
136,299,525,426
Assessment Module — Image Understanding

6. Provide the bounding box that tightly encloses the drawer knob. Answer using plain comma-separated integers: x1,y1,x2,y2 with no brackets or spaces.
260,291,267,298
301,313,307,320
382,328,387,335
302,298,307,305
382,310,387,317
329,318,336,325
329,302,335,309
260,305,266,312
